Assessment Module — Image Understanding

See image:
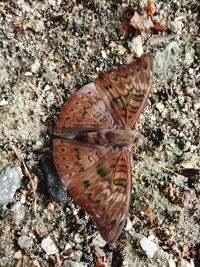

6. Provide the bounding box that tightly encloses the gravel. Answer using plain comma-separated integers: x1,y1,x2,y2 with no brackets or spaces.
0,0,199,266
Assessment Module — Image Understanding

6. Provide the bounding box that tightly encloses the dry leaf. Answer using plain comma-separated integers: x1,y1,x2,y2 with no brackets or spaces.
145,0,154,16
119,18,132,36
152,21,165,32
130,11,154,32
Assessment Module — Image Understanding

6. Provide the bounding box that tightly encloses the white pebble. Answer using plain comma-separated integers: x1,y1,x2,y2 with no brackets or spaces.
155,102,165,111
140,236,160,258
41,236,58,255
101,50,107,59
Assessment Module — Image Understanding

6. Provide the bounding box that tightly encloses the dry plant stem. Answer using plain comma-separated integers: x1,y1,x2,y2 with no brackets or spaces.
9,141,37,216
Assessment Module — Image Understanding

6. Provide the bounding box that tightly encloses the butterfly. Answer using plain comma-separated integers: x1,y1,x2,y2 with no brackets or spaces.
53,54,153,244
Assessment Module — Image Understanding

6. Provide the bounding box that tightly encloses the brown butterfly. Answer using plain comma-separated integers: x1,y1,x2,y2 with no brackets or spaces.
53,54,153,244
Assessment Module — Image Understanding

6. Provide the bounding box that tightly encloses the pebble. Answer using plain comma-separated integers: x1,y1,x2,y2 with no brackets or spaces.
92,233,106,247
183,86,193,95
168,259,176,267
180,259,195,267
64,243,72,252
31,60,41,73
194,103,200,110
18,235,33,250
155,102,165,112
63,260,85,267
12,201,25,223
71,250,83,262
41,236,58,255
140,237,160,258
188,68,193,74
74,233,83,244
0,165,23,205
101,50,107,59
13,250,23,260
0,99,9,107
125,218,132,231
128,35,143,57
154,41,179,79
24,71,32,76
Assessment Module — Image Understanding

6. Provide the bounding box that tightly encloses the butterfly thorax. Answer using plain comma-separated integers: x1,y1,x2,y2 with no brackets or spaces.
80,128,145,148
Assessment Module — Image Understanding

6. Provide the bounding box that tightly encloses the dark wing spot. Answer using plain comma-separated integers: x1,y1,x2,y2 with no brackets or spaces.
83,180,91,188
97,166,107,178
114,178,127,187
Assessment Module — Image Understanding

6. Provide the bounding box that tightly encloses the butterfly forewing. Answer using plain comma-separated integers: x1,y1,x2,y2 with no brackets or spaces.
94,54,153,129
54,82,114,136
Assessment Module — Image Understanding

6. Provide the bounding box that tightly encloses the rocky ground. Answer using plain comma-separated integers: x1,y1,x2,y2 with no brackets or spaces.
0,0,199,266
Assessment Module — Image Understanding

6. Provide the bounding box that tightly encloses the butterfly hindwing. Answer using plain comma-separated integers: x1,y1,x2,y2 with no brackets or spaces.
94,54,153,129
53,139,112,188
67,148,131,244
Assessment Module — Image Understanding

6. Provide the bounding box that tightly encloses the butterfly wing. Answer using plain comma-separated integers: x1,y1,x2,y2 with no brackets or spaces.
54,82,114,136
94,53,153,129
53,139,112,188
67,148,131,244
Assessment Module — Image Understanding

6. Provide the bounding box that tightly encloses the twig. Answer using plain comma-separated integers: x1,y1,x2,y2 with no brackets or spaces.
9,141,37,216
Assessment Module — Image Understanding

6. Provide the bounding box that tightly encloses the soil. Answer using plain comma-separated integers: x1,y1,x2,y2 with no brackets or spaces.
0,1,199,267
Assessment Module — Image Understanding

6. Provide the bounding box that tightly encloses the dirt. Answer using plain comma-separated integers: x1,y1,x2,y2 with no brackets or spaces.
0,0,199,266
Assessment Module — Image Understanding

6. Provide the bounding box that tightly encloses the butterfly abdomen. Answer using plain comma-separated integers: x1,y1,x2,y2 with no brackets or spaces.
75,128,145,148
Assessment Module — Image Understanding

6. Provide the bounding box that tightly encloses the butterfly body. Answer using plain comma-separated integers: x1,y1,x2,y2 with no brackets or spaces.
55,127,145,148
53,54,153,244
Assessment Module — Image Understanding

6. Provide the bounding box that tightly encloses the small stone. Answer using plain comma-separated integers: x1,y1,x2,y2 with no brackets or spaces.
115,45,127,55
0,99,9,107
43,69,58,83
194,103,200,110
180,259,195,267
12,201,25,223
125,218,132,231
34,20,45,32
92,233,106,247
18,235,33,250
63,260,84,267
168,259,176,267
154,41,179,79
184,48,195,65
101,50,107,59
155,102,165,111
41,236,58,255
24,71,33,76
140,236,160,258
31,60,41,73
0,165,23,205
128,35,143,57
183,86,193,95
64,243,72,252
151,115,156,121
74,233,83,244
57,0,62,5
188,68,193,74
72,250,83,262
20,195,26,204
14,250,23,259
